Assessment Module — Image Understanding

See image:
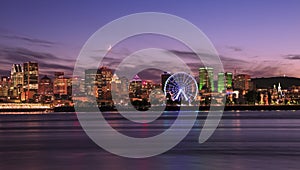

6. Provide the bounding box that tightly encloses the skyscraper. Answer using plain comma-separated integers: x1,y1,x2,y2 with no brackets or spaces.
84,67,113,101
218,72,225,93
85,69,100,96
225,72,233,89
23,61,39,102
129,75,142,98
10,64,23,99
97,67,112,101
0,76,10,101
11,64,23,87
234,74,251,90
53,72,68,96
199,67,214,92
39,75,53,95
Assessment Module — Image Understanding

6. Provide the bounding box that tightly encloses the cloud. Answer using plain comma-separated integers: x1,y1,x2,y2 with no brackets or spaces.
1,35,55,47
91,48,257,80
0,30,57,48
284,54,300,60
0,45,285,81
242,64,281,78
0,46,75,77
165,50,285,78
226,46,243,52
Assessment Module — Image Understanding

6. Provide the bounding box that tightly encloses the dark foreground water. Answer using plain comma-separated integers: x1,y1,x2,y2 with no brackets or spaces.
1,110,300,169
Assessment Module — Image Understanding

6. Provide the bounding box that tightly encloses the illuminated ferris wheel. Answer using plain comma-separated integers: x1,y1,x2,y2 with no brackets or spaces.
164,72,198,103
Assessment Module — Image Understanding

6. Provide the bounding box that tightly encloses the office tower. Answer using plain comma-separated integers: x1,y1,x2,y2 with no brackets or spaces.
199,67,214,92
23,61,39,102
141,80,153,99
218,72,225,93
85,67,112,100
85,69,100,96
0,76,10,100
10,64,23,99
129,75,142,98
97,66,112,101
70,76,85,96
39,75,53,95
11,64,23,87
110,74,122,104
161,72,171,91
234,74,251,90
53,72,68,96
225,72,233,89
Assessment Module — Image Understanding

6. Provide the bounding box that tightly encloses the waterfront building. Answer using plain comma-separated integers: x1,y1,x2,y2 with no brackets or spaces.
53,72,68,96
233,74,251,91
141,80,153,100
129,75,143,98
84,67,113,104
23,61,39,102
10,64,23,99
218,72,225,93
199,67,214,92
85,69,100,96
0,76,11,101
70,76,85,96
39,75,53,95
225,72,233,89
97,67,113,101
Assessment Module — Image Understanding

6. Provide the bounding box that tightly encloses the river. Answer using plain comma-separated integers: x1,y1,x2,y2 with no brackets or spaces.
1,110,300,169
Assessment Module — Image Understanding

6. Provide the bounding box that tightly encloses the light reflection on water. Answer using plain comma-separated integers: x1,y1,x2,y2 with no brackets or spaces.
1,111,300,169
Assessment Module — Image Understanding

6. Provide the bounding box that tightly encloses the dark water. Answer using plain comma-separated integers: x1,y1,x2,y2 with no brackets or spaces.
1,110,300,169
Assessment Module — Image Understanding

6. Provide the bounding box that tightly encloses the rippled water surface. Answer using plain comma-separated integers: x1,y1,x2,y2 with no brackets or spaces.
1,110,300,169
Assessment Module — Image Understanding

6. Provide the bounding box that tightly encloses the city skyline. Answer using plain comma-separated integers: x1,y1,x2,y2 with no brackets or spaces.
1,0,300,79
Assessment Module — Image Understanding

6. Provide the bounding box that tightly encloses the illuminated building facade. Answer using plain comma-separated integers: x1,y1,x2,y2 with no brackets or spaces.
39,75,53,95
97,67,112,101
0,77,10,101
85,69,99,96
23,61,39,102
129,75,142,98
225,72,233,89
10,64,23,99
234,74,251,90
84,67,113,103
199,67,214,92
218,72,225,93
53,72,68,96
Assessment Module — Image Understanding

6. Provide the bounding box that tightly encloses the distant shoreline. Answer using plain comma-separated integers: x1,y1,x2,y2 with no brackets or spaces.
1,105,300,113
53,105,300,112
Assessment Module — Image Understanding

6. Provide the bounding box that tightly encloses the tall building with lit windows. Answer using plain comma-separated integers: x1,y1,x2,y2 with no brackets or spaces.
53,72,68,96
199,67,214,92
39,75,53,95
0,76,10,100
23,61,39,102
234,74,251,90
218,72,225,93
85,69,100,96
10,64,23,99
84,67,112,101
11,64,23,87
97,66,112,101
225,72,233,89
129,75,142,98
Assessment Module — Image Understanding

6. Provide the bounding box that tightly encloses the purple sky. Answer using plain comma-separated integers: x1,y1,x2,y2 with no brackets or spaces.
1,0,300,78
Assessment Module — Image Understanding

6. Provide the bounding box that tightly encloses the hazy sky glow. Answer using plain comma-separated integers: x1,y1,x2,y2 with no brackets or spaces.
1,0,300,78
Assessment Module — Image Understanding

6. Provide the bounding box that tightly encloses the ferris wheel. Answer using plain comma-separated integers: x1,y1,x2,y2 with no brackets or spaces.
164,72,198,103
